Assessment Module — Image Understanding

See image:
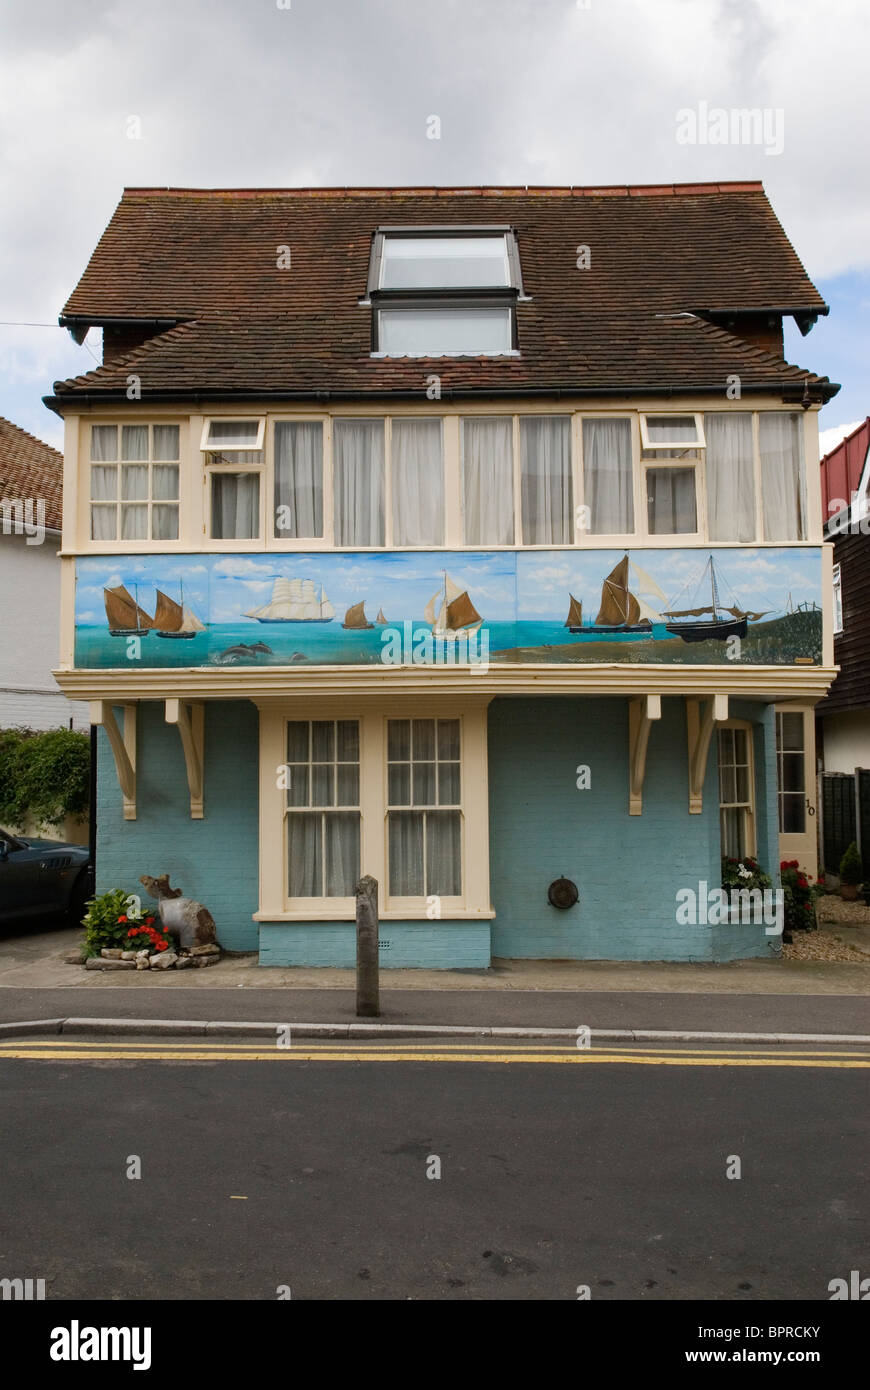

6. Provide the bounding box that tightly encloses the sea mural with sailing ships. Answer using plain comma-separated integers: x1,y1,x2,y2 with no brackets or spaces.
74,549,823,668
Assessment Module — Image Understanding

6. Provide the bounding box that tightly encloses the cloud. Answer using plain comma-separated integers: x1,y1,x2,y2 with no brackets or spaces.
819,419,864,459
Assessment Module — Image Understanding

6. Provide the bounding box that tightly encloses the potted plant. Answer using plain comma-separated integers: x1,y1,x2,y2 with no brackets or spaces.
838,841,863,901
779,860,821,933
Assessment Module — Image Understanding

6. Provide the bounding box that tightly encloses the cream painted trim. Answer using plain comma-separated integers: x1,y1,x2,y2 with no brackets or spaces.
90,700,137,820
256,698,492,922
62,415,79,554
821,541,836,667
165,699,204,818
56,664,838,702
687,694,729,814
802,409,823,541
628,694,661,815
76,416,192,552
253,909,496,922
59,558,77,667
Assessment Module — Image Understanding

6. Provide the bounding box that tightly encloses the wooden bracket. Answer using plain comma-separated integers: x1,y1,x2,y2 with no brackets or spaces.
628,695,661,815
686,695,729,814
90,700,137,820
165,700,204,818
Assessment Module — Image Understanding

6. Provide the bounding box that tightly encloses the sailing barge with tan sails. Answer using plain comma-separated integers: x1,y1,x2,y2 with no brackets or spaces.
103,584,154,637
582,555,665,635
424,572,483,639
341,601,375,630
153,582,206,640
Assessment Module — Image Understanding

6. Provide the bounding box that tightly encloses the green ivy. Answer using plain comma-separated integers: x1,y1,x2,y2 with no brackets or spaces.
0,727,90,830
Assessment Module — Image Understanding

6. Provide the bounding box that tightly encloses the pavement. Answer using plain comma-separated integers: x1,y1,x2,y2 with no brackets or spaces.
0,923,868,1037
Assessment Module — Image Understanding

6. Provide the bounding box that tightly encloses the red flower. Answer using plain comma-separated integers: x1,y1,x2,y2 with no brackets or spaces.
118,915,127,923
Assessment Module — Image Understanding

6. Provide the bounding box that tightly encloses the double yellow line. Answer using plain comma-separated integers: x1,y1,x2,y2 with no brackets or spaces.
0,1039,868,1068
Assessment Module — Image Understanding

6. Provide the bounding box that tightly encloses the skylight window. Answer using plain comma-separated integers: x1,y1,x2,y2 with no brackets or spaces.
367,227,523,357
379,235,511,289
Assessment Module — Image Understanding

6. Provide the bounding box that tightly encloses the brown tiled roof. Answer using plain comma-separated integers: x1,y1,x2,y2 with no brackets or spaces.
52,183,833,404
0,417,63,530
51,312,833,401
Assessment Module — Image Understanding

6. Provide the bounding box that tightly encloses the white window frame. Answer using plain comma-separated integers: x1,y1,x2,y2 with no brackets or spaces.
199,417,265,452
283,718,362,910
832,562,843,634
385,715,464,912
88,422,182,544
639,413,706,451
641,452,705,542
256,700,492,922
775,708,806,837
271,416,329,547
204,449,266,549
717,720,756,860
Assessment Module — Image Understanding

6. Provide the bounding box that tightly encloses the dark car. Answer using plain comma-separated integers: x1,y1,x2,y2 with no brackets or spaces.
0,830,91,928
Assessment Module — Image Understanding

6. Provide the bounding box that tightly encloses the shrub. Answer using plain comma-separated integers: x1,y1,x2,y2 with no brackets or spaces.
80,889,170,959
779,860,821,933
839,841,863,887
0,726,90,830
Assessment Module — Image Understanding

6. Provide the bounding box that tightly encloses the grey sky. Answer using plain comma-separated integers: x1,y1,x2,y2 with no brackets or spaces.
1,0,867,447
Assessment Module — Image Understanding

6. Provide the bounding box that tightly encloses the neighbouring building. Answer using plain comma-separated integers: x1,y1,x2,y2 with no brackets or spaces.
0,416,87,732
816,417,870,874
45,182,838,964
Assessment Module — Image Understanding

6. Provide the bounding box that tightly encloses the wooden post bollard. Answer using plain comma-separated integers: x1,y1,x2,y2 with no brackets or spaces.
355,874,380,1018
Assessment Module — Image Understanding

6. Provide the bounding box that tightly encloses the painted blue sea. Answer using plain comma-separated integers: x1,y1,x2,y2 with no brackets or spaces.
73,619,669,669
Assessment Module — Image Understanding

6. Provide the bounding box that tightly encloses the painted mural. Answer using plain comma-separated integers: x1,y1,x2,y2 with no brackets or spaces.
74,548,824,669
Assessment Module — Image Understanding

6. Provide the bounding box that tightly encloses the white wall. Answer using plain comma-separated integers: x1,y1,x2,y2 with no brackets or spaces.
820,710,870,774
0,530,88,731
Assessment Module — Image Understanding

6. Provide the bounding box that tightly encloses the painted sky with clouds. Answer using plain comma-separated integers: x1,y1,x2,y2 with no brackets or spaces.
0,0,867,457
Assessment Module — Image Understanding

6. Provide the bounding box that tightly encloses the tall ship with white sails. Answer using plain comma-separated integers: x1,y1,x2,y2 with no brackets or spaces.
244,577,335,624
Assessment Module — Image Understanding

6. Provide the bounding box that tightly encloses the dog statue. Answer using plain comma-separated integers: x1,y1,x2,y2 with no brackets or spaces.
139,874,217,950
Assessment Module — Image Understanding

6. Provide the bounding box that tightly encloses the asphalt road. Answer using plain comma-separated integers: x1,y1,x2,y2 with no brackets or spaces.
0,1038,867,1301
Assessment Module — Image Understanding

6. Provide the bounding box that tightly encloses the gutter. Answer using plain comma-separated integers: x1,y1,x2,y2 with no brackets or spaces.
43,380,840,415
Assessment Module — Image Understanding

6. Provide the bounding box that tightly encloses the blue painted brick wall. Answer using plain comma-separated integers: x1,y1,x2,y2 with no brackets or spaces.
258,921,491,969
487,696,779,962
96,700,259,952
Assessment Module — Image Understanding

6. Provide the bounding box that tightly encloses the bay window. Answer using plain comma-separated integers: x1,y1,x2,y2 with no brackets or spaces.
582,418,634,535
333,419,385,546
461,416,515,545
705,413,756,541
285,720,361,900
391,418,444,546
204,418,265,541
89,423,180,541
760,412,806,541
274,421,323,539
520,416,572,544
387,718,462,899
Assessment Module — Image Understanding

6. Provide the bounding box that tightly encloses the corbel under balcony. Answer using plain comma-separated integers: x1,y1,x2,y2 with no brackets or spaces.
686,694,729,814
628,694,661,815
90,701,137,821
165,700,204,819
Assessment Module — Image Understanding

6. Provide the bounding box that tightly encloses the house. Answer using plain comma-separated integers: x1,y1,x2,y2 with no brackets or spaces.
45,182,838,965
816,417,870,873
0,416,87,733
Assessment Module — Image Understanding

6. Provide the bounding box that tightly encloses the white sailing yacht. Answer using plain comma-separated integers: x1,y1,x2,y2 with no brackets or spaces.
244,577,335,624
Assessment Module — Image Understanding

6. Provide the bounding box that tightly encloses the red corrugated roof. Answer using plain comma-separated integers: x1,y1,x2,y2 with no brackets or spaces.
820,418,870,516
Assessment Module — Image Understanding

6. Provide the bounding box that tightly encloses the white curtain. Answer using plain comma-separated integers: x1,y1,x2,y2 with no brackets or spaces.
462,417,514,544
582,419,633,534
211,466,259,539
122,425,149,461
288,811,359,896
520,417,572,544
274,422,323,538
90,425,117,462
333,420,385,545
90,428,118,539
647,468,697,533
705,413,755,541
760,413,805,541
391,419,444,545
